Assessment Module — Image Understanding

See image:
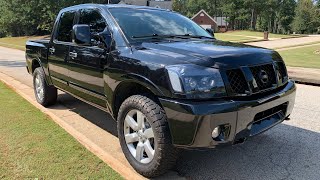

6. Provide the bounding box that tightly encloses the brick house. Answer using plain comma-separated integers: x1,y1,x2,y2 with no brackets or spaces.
191,9,218,31
192,9,229,32
214,16,228,32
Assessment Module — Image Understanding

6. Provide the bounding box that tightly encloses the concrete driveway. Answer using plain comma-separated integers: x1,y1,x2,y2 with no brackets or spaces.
1,46,320,179
246,36,320,49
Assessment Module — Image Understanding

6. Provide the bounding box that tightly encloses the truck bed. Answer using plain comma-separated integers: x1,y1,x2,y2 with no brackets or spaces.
25,38,50,75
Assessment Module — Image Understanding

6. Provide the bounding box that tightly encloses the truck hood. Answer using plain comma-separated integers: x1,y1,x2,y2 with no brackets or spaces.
137,40,281,69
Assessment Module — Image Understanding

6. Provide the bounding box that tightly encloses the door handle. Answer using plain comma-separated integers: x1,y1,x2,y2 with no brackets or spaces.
69,52,78,59
49,47,55,54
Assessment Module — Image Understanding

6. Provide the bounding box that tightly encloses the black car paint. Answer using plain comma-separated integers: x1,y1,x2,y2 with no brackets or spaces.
26,4,296,148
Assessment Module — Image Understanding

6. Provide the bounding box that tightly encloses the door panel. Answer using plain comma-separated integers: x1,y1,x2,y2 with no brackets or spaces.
48,43,70,87
68,46,106,107
67,8,110,107
48,10,76,89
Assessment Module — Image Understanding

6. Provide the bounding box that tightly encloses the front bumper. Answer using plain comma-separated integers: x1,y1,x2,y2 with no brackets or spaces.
159,80,296,148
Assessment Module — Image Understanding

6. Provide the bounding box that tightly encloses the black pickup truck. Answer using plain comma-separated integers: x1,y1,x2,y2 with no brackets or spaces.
26,4,296,177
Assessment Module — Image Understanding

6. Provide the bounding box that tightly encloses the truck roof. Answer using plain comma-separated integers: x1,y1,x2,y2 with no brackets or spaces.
61,4,170,12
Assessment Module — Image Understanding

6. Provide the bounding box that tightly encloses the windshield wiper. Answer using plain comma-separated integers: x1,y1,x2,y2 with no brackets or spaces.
132,34,214,40
132,34,174,39
177,34,215,39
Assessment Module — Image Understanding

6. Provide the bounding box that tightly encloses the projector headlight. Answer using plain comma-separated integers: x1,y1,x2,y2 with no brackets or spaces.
166,64,226,99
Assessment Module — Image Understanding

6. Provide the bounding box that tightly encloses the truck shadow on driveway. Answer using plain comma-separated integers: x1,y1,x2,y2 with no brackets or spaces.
176,124,320,180
55,92,118,137
50,92,319,180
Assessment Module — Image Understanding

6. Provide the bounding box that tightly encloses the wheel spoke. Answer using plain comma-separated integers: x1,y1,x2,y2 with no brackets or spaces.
125,133,139,144
124,109,156,164
40,90,44,98
144,128,154,138
35,77,39,85
125,115,138,131
135,142,144,161
136,111,144,129
144,140,154,160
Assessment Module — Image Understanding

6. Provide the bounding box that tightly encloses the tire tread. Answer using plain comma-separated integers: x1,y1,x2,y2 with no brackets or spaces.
117,95,178,178
33,67,57,107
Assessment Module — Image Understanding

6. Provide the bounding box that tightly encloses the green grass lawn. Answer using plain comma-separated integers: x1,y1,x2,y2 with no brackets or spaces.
223,30,298,39
279,44,320,69
215,33,257,42
0,36,47,51
0,82,122,179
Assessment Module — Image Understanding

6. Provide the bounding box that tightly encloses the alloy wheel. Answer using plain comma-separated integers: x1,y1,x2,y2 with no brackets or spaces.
35,73,44,101
123,109,155,164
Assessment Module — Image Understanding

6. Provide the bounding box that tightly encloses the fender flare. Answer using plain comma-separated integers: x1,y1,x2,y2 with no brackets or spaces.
120,73,164,96
31,58,53,85
108,73,165,116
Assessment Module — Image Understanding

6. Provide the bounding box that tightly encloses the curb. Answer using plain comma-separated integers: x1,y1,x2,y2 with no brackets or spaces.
0,72,146,180
289,76,320,86
287,67,320,86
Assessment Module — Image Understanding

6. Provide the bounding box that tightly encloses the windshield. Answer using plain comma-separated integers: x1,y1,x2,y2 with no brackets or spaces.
108,8,212,42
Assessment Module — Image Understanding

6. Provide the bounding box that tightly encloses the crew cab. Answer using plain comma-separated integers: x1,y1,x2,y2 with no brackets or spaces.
26,4,296,177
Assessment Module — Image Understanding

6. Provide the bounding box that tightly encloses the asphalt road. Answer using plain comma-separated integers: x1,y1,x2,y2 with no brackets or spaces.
1,46,320,180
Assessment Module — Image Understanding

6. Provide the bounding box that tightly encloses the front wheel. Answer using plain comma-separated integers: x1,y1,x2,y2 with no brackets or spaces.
117,95,178,178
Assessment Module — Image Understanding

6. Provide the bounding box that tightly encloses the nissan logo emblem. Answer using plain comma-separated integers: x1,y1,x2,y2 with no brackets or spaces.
259,70,269,84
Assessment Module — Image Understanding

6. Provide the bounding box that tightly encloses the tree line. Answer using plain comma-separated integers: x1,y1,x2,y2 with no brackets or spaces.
0,0,319,37
0,0,120,37
173,0,320,34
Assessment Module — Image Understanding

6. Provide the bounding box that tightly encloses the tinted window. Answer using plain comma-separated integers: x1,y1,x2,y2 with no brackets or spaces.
79,9,107,33
108,8,212,42
56,11,75,42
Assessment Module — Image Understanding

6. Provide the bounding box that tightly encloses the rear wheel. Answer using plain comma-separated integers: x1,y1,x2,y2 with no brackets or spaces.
33,67,57,106
117,95,178,178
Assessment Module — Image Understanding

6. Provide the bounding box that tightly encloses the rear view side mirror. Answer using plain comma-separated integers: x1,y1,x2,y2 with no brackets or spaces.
206,28,215,37
73,24,91,46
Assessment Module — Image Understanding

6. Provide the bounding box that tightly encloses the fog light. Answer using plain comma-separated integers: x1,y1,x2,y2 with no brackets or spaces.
211,127,221,138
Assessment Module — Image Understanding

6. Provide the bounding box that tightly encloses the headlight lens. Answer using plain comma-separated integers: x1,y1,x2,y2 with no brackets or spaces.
166,64,226,99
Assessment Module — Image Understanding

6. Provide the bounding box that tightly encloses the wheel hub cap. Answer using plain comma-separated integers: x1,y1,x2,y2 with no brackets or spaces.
35,74,44,101
124,110,155,164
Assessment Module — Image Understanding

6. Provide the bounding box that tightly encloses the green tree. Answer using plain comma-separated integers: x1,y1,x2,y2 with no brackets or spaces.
292,0,318,34
278,0,296,33
0,0,110,37
172,0,188,15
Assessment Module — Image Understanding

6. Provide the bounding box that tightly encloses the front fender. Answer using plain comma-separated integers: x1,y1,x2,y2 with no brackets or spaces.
104,72,165,117
122,73,164,96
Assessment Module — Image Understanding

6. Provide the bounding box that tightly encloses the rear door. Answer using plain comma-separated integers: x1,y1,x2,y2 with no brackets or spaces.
48,10,76,89
68,8,110,107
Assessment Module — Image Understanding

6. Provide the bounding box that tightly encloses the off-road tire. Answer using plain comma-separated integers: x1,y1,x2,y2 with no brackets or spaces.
117,95,178,178
33,67,57,107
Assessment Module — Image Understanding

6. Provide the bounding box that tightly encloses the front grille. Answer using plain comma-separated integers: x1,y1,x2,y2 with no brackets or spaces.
226,69,249,94
253,102,288,123
250,64,277,90
225,62,288,96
